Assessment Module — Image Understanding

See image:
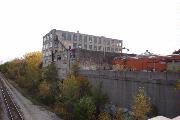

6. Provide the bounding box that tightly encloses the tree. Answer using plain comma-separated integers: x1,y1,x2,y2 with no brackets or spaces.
71,61,80,77
132,88,151,120
0,52,42,93
38,81,50,97
92,82,108,117
38,81,55,105
98,112,111,120
42,63,59,82
74,97,96,120
21,52,42,92
42,63,59,100
75,75,92,98
58,75,80,113
115,108,125,120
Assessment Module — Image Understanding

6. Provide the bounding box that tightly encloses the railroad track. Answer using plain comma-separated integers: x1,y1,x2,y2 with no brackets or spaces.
0,77,24,120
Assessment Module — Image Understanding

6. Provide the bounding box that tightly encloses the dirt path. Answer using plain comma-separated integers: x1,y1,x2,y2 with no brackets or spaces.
0,74,62,120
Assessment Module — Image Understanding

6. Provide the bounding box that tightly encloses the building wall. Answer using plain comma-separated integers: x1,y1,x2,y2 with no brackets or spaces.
55,30,123,52
42,29,123,67
167,62,180,72
79,70,180,118
54,48,125,79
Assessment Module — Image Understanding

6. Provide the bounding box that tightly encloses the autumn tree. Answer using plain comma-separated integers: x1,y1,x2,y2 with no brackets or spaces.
132,88,151,120
21,52,42,92
38,81,55,105
58,75,80,113
42,63,59,82
0,52,42,93
42,63,59,101
38,81,50,97
71,61,80,77
98,112,111,120
74,97,96,120
115,108,125,120
91,82,108,117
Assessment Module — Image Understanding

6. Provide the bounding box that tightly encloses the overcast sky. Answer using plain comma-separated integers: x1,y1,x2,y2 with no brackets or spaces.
0,0,179,63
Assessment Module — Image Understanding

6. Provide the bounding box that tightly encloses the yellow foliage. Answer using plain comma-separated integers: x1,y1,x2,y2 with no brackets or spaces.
98,112,111,120
113,64,124,71
39,81,50,96
132,88,151,120
23,52,42,81
115,108,124,120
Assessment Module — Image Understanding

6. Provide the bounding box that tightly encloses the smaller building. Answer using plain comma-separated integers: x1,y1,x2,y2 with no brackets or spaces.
112,54,180,72
56,48,127,79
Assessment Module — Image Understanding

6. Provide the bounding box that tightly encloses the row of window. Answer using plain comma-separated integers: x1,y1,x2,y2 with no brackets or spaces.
43,42,52,50
43,51,52,57
43,33,53,42
72,43,121,52
61,32,122,46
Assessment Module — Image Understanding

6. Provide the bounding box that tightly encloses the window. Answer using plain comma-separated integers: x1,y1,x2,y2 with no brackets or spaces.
115,40,119,47
62,33,66,40
111,48,114,52
47,35,49,40
84,44,87,49
107,47,110,52
103,39,106,45
107,40,110,45
111,40,114,44
118,42,122,46
46,44,48,49
54,42,58,48
67,33,71,40
89,36,92,43
89,45,92,50
84,36,87,43
94,37,97,44
49,42,52,48
43,37,46,42
45,52,48,56
94,46,97,51
57,55,61,61
98,38,101,44
98,46,101,51
73,43,77,48
50,33,53,38
115,48,118,52
73,34,77,41
79,35,82,42
78,44,82,48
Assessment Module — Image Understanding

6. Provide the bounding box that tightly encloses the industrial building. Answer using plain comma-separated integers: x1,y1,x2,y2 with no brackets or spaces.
112,53,180,72
42,29,123,79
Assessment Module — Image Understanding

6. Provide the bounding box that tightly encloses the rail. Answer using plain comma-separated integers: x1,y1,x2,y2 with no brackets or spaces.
0,74,24,120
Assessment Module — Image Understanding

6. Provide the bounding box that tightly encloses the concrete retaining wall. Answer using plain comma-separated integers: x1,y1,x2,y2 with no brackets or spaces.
79,70,180,118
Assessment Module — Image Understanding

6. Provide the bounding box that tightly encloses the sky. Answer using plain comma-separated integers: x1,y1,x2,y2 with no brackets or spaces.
0,0,180,63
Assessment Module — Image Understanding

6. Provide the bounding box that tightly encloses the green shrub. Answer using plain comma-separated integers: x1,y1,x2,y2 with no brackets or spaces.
74,97,96,120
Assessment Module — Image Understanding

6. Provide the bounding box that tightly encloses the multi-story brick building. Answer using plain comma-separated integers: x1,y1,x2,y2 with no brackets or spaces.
42,29,123,79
